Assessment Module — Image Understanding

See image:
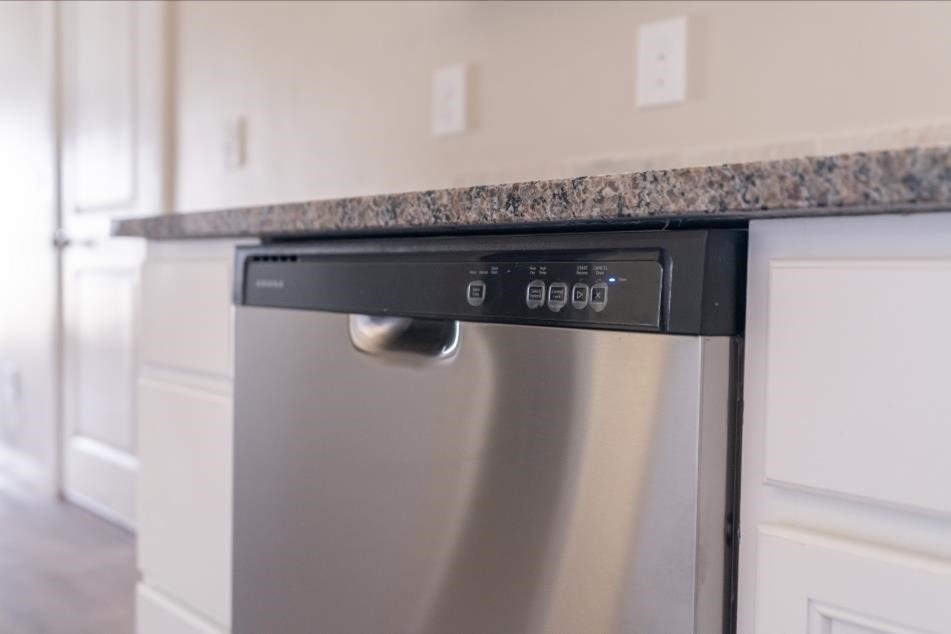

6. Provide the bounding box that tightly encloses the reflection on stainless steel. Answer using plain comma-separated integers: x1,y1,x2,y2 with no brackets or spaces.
348,314,460,358
234,308,734,634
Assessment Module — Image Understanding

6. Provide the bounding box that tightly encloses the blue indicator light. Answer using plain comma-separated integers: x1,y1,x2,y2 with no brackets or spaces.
608,277,616,283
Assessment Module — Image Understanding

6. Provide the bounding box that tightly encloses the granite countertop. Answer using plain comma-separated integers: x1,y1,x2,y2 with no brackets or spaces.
113,145,951,240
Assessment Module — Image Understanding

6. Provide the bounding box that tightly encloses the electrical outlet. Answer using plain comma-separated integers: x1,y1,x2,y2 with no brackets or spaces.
432,64,467,136
224,117,247,169
636,16,688,108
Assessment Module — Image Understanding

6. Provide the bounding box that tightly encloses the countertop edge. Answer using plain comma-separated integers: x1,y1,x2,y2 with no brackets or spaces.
112,145,951,240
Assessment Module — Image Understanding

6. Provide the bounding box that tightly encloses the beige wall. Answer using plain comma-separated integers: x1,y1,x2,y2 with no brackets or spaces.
174,0,951,212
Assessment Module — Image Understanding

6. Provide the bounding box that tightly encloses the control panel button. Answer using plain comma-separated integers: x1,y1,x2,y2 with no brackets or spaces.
547,282,568,312
571,283,589,309
466,280,486,307
526,279,546,309
590,283,608,312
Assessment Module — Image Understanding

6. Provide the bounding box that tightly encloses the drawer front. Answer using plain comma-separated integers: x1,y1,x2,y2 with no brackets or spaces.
137,378,232,628
141,258,232,377
764,259,951,515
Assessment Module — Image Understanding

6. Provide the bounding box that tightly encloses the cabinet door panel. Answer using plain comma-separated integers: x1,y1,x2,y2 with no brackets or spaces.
137,378,232,627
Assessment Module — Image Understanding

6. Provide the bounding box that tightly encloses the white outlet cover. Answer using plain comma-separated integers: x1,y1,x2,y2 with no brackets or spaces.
636,16,688,108
432,64,467,136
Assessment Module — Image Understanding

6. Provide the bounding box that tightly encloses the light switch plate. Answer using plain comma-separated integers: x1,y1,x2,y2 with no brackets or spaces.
636,16,688,108
432,64,467,136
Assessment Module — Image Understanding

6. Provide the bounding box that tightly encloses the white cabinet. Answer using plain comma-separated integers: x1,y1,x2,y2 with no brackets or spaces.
136,240,251,633
738,214,951,633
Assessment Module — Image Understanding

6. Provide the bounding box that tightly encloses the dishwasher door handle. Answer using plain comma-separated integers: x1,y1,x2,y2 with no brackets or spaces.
349,314,460,358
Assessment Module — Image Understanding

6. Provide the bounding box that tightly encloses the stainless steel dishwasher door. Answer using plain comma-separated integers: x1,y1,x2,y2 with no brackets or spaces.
233,307,734,634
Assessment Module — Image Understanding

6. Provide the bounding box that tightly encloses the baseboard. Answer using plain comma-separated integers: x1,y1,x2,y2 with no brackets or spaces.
64,488,137,533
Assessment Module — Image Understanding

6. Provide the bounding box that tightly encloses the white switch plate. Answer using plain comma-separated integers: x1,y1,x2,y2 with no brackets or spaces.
432,64,467,136
636,16,688,108
224,117,247,169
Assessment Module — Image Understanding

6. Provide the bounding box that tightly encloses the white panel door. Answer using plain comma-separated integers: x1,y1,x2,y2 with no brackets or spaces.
59,0,169,527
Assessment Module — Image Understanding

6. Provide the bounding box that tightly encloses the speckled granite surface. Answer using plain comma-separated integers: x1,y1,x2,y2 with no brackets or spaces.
113,145,951,240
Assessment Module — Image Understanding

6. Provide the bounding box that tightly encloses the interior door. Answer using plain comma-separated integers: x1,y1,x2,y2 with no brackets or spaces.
59,0,169,527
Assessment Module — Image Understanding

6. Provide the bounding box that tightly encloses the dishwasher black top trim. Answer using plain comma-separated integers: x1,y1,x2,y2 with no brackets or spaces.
234,229,746,335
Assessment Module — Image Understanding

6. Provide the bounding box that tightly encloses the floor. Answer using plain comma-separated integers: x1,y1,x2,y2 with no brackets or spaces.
0,473,136,634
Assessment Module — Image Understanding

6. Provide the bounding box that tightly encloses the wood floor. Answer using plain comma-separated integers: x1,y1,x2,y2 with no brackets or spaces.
0,474,136,634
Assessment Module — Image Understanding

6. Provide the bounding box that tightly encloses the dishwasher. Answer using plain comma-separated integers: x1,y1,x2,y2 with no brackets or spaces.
232,229,745,634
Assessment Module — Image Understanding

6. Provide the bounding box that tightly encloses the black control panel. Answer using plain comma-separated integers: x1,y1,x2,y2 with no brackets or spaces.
460,259,663,328
235,230,746,335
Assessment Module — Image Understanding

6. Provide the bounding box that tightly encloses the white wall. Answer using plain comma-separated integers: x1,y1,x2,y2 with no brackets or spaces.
0,1,59,486
174,0,951,212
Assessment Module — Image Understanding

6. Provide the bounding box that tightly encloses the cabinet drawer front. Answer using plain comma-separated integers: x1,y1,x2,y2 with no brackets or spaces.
141,259,232,377
137,584,227,634
764,258,951,515
756,525,951,632
137,378,232,627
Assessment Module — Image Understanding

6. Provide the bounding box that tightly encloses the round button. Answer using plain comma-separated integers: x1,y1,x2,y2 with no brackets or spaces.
526,279,545,309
